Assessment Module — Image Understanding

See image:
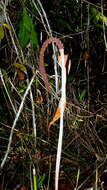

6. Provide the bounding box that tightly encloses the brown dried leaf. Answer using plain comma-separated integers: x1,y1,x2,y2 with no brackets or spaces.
48,101,66,128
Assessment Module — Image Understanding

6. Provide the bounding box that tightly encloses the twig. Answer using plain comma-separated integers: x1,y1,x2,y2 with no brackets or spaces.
35,0,59,91
101,0,107,51
36,0,52,35
0,70,16,114
2,5,19,58
26,77,37,146
83,0,107,10
0,74,36,170
31,0,49,35
7,16,25,62
1,1,24,62
32,0,58,92
77,156,107,190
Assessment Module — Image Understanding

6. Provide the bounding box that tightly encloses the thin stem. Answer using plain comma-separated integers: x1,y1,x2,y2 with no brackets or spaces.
27,77,37,146
0,74,36,170
101,0,107,51
83,0,107,10
0,70,16,114
32,0,58,92
55,49,66,190
87,3,90,111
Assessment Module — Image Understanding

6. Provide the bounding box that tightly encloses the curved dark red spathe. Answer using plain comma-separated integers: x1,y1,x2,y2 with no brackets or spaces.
39,37,64,92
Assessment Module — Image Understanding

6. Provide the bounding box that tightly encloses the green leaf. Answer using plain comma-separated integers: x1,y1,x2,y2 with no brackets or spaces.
22,8,32,32
0,26,4,39
30,25,39,52
14,63,27,74
74,168,80,190
79,89,86,102
90,7,107,26
2,69,9,82
3,23,11,30
18,88,25,93
18,8,39,49
100,15,107,26
37,174,46,188
68,74,75,81
18,9,30,47
18,8,32,47
18,21,30,48
90,7,100,24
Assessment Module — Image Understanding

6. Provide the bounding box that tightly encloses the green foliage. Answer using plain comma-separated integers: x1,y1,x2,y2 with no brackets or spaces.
0,26,4,39
90,7,107,27
33,172,46,190
74,168,80,190
79,89,86,102
0,24,11,40
37,173,46,188
18,82,27,94
18,7,39,51
33,170,37,190
1,1,107,189
14,63,27,74
1,69,9,83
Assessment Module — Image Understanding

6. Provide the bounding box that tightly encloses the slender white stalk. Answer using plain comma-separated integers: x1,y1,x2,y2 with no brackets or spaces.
101,0,107,50
2,3,19,58
32,0,58,92
7,16,25,62
0,74,36,170
36,0,52,35
55,49,66,190
30,90,37,144
37,0,59,92
1,0,12,7
2,2,24,62
9,79,22,99
5,17,20,58
27,78,37,146
31,0,49,35
0,70,16,114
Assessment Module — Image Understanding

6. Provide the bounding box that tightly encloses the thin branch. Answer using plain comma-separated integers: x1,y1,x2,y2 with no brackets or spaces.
31,0,49,35
26,77,37,146
101,0,107,51
0,74,36,170
0,70,16,114
87,3,90,111
83,0,107,10
77,156,107,190
32,0,58,92
36,0,52,36
1,1,24,62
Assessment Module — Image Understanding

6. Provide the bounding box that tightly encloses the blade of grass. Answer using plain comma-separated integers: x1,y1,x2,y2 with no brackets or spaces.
74,168,80,190
33,167,37,190
0,73,36,170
